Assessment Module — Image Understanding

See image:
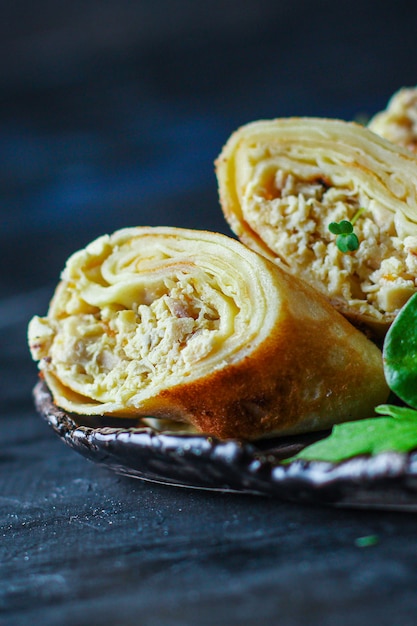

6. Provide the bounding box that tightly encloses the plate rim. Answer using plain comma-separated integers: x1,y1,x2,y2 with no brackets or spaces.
33,381,417,510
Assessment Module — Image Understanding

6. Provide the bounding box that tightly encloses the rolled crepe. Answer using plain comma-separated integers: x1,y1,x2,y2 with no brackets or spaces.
368,87,417,154
28,226,388,440
216,117,417,334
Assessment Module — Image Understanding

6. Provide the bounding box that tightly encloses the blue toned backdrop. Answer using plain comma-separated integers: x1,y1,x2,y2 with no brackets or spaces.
4,3,417,626
2,0,417,297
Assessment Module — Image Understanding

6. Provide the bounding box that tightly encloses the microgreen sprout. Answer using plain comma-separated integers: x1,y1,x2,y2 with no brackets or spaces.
328,207,366,253
328,221,359,252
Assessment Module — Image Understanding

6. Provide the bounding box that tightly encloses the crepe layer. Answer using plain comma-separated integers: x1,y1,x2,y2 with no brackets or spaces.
28,226,388,439
216,117,417,334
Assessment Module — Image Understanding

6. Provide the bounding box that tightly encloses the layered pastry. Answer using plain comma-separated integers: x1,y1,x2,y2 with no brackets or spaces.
368,87,417,154
28,226,388,440
216,117,417,335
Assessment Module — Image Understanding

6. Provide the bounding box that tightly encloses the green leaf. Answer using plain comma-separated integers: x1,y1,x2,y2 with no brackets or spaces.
284,272,417,465
288,404,417,463
355,535,379,548
338,220,354,234
328,222,343,234
328,219,360,253
328,220,354,235
337,232,359,252
375,404,417,419
383,292,417,409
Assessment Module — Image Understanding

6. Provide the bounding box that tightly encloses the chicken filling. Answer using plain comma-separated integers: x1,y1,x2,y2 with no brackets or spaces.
246,168,417,320
29,272,239,405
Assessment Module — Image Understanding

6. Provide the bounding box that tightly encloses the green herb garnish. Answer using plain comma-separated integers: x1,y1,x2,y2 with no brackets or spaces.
328,220,359,252
287,292,417,464
383,292,417,409
289,404,417,463
328,208,366,253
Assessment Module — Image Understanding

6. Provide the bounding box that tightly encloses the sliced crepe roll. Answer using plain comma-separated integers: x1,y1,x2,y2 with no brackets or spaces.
28,226,388,440
216,117,417,334
368,87,417,154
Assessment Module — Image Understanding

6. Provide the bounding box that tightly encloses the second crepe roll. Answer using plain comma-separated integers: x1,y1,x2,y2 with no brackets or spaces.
28,226,388,440
216,117,417,335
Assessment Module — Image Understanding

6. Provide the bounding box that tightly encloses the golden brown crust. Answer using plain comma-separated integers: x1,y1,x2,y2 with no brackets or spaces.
147,268,388,439
28,226,388,440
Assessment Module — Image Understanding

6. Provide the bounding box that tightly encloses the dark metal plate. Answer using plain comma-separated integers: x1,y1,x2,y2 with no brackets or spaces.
34,381,417,511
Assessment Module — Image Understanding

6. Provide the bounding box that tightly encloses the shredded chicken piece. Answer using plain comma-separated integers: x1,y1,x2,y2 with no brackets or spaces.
246,166,417,321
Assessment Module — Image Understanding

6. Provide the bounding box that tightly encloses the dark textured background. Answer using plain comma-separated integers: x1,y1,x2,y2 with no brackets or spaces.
2,2,417,624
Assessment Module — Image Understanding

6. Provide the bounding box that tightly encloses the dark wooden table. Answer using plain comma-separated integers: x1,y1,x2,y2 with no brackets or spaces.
2,3,417,624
